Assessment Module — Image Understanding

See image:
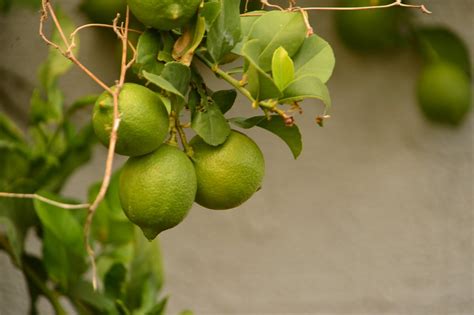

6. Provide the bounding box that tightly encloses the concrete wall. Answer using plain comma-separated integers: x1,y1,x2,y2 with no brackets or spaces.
0,0,472,314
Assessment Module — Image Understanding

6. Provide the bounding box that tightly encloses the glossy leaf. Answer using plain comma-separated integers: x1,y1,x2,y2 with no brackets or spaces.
212,89,237,114
160,62,191,96
248,11,307,71
242,40,282,100
292,35,335,83
70,280,116,313
280,75,332,110
192,101,231,146
200,1,221,30
207,0,242,63
134,30,164,77
230,115,302,158
272,47,294,91
143,71,185,100
145,297,168,315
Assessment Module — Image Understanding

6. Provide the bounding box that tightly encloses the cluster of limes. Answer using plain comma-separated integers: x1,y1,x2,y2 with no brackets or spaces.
93,82,265,240
335,0,472,126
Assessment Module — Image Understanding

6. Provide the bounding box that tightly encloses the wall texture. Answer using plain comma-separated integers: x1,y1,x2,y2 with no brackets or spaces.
0,1,472,314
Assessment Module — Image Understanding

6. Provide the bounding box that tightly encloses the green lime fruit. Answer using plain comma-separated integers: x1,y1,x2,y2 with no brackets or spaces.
190,131,265,210
417,62,472,125
127,0,201,30
80,0,127,24
335,0,409,51
92,83,169,156
119,145,197,240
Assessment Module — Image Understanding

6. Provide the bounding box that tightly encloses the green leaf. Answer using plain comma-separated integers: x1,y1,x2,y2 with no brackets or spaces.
280,75,332,111
0,216,22,265
23,255,48,315
160,62,191,96
272,47,295,91
134,30,164,77
242,40,282,101
115,300,131,315
179,311,195,315
172,16,206,65
200,1,221,30
212,89,237,114
192,100,231,146
39,8,79,89
69,280,116,313
34,193,87,290
125,229,164,311
143,71,185,100
104,263,127,300
416,26,471,76
207,0,242,64
292,35,335,83
0,113,25,142
145,297,168,315
230,115,302,158
248,11,307,72
89,171,134,245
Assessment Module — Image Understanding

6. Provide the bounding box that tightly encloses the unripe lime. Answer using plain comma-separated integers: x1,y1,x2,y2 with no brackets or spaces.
190,131,265,210
119,145,197,240
92,83,169,157
335,0,408,51
417,62,472,125
127,0,201,30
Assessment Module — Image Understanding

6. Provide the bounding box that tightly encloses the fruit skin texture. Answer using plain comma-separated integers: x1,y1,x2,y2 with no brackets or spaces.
92,83,169,157
190,131,265,210
335,0,408,52
119,145,197,240
127,0,201,30
417,62,472,125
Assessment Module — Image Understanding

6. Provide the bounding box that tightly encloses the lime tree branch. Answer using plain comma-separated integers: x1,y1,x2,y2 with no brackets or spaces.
241,0,431,16
0,193,89,209
84,7,136,291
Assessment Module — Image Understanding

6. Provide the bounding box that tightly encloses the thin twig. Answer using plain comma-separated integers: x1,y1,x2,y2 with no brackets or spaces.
241,0,431,16
0,192,89,209
39,1,112,93
293,0,431,14
83,8,132,291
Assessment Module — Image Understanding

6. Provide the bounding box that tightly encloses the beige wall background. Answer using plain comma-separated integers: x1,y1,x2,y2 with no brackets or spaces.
0,0,472,314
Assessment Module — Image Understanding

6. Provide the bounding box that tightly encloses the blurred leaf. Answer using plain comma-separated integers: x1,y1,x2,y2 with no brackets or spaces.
173,16,206,65
192,100,231,146
125,228,164,311
115,300,131,315
0,216,22,265
292,35,335,83
0,113,25,142
280,75,332,111
34,193,87,290
134,30,164,77
212,89,237,114
104,263,127,300
416,26,471,76
23,255,48,315
230,115,302,158
145,297,168,315
89,171,134,245
179,311,194,315
207,0,241,64
242,40,281,101
247,11,306,71
272,47,294,91
70,280,116,313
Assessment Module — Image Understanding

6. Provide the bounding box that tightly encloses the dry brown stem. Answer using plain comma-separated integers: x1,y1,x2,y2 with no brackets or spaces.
0,192,89,210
